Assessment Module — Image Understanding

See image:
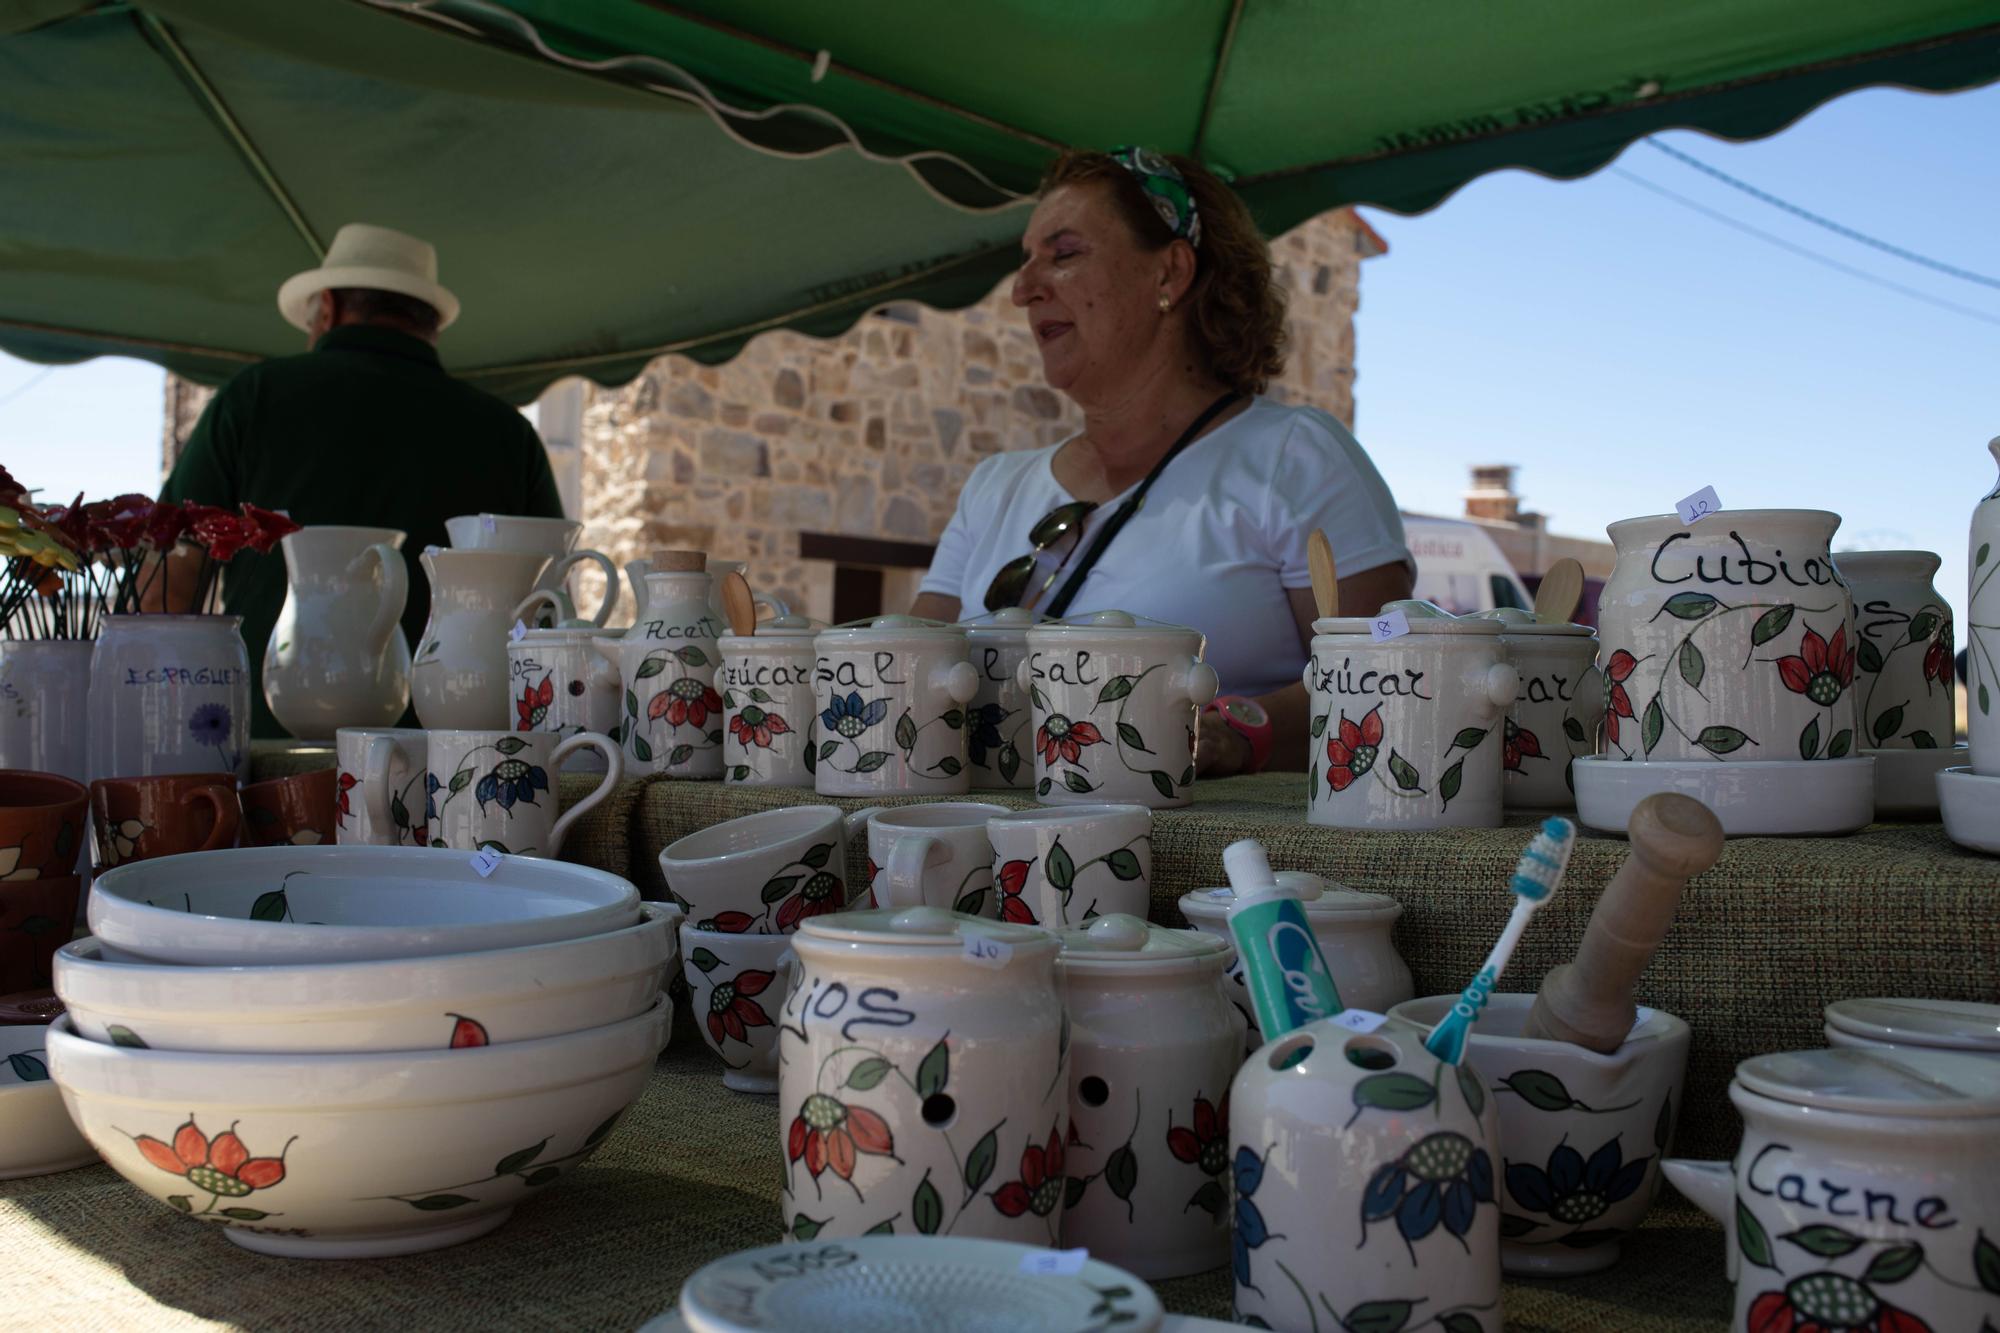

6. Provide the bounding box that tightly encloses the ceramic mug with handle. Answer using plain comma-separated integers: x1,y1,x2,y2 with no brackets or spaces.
89,773,240,869
334,727,429,847
424,729,622,858
658,804,871,934
860,802,1010,919
985,804,1152,928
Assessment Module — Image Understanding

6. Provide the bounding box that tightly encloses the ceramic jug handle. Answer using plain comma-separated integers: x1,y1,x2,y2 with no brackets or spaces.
1572,664,1608,730
545,731,625,857
937,661,980,706
350,542,408,659
548,550,620,628
879,833,943,911
1181,659,1220,706
1478,662,1520,717
753,594,790,622
186,783,242,852
512,589,575,630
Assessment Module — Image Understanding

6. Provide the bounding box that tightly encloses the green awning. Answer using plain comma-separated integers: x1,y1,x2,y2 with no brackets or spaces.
4,0,1997,402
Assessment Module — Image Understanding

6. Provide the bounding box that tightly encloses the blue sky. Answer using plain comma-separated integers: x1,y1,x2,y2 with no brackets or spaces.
3,80,1995,624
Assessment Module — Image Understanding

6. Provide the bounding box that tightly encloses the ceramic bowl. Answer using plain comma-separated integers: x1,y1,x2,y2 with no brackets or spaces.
47,994,668,1258
87,845,642,967
0,1022,96,1179
1823,996,2000,1055
1391,993,1690,1277
681,925,794,1094
660,805,868,934
54,902,681,1054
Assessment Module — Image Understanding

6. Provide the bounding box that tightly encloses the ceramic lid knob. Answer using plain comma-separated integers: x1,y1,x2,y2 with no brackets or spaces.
1381,598,1457,619
1083,913,1150,952
987,607,1040,626
886,905,958,936
1273,869,1326,902
1072,609,1137,629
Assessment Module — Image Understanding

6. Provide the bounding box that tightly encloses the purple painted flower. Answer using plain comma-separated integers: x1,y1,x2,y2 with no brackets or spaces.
189,703,232,749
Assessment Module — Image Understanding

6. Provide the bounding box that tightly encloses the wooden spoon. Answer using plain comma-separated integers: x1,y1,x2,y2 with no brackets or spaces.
1307,530,1339,619
720,570,757,637
1532,557,1585,625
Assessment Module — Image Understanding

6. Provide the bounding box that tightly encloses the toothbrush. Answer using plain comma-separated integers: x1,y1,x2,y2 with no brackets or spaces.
1423,816,1576,1066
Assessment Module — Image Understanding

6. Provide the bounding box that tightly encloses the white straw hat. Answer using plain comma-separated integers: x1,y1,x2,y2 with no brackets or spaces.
276,223,461,332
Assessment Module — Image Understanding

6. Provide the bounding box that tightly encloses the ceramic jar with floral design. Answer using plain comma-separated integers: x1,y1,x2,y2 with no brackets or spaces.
1475,608,1605,810
1837,551,1965,816
0,640,93,783
718,616,819,788
1663,1048,2000,1333
958,608,1045,791
778,907,1067,1244
596,560,725,780
810,617,980,797
411,548,551,730
1970,440,2000,774
1055,915,1244,1280
1017,612,1218,809
506,627,622,770
88,614,252,781
1305,607,1518,830
1231,1015,1502,1331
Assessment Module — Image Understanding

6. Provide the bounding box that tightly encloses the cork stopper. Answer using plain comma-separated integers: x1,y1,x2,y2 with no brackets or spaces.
650,549,706,572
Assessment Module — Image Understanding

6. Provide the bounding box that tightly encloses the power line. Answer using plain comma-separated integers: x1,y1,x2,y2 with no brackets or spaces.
1608,166,2000,330
0,366,54,410
1643,136,2000,292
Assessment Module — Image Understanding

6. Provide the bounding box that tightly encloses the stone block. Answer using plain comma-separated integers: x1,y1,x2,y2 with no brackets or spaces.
968,430,1000,454
910,463,944,493
963,330,997,364
667,380,714,420
701,429,770,477
837,475,876,532
883,496,927,540
641,520,715,550
865,417,886,450
828,400,859,424
774,369,805,408
931,409,963,455
753,413,792,436
721,402,750,428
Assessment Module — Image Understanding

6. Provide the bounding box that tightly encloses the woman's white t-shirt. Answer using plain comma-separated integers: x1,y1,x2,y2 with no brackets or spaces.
919,396,1412,697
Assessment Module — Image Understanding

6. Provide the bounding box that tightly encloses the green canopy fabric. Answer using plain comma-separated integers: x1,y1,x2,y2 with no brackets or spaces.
3,0,1998,401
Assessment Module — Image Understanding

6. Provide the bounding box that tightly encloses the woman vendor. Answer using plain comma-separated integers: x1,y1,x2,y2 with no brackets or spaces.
912,148,1414,778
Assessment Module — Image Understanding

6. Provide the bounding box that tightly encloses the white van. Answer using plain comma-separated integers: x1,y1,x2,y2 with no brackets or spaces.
1402,515,1532,616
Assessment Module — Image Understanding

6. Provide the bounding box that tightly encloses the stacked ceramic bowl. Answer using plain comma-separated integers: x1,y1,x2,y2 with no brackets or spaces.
44,845,679,1258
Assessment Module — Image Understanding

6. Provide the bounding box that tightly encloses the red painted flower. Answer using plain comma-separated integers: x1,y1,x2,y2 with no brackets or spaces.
706,967,775,1044
1746,1275,1931,1333
996,857,1037,925
774,870,847,931
1604,650,1639,746
992,1124,1067,1217
1035,715,1104,767
516,674,554,731
448,1014,489,1048
1923,623,1953,688
335,771,357,827
649,678,724,729
1167,1092,1229,1177
132,1116,293,1197
1502,717,1543,773
1775,624,1855,706
788,1093,896,1180
1325,704,1384,792
728,706,791,749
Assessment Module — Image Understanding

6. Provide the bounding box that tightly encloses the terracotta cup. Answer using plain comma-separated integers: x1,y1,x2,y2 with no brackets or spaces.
0,875,81,993
238,769,339,848
0,770,88,882
88,773,241,869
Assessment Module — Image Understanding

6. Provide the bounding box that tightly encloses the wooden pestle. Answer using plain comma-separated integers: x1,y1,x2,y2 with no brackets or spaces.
1522,793,1723,1053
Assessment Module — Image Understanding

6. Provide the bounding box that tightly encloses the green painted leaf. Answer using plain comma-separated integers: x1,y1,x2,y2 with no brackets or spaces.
1500,1213,1540,1238
1046,840,1075,890
847,1058,893,1091
1439,759,1463,808
964,1126,997,1193
219,1207,271,1221
1975,1230,2000,1294
791,1213,825,1241
1037,777,1052,796
1563,716,1588,745
408,1194,475,1211
1179,764,1194,786
1695,725,1751,755
1663,592,1718,620
1388,749,1421,791
1030,683,1048,711
1065,1175,1090,1210
675,646,709,668
1856,636,1885,675
1456,1063,1485,1117
1654,1096,1672,1155
729,765,751,781
585,1113,620,1147
942,709,964,729
1097,675,1135,707
1105,1143,1137,1200
1343,1299,1415,1333
1751,604,1795,646
863,1218,895,1235
803,739,817,774
6,1052,47,1081
954,887,988,915
1440,1316,1485,1333
1450,727,1488,751
249,890,288,922
1150,769,1176,801
665,743,692,766
690,946,720,973
633,658,665,680
801,841,833,869
1799,716,1820,760
854,750,892,773
1063,770,1094,793
760,875,799,904
1105,849,1143,880
997,743,1020,783
1116,721,1148,752
1984,683,1992,716
1781,1224,1863,1258
894,710,917,751
1354,1072,1436,1115
1678,639,1705,690
1871,704,1905,746
1642,696,1664,754
167,1194,192,1214
1909,730,1938,749
1907,611,1939,644
917,1038,949,1099
914,1172,943,1234
106,1025,148,1050
494,736,527,755
1187,1178,1227,1218
1827,728,1852,758
1865,1244,1924,1284
631,733,654,763
1502,1069,1574,1112
1738,1199,1776,1270
1979,542,1992,568
1310,713,1328,738
524,1166,561,1186
819,739,839,760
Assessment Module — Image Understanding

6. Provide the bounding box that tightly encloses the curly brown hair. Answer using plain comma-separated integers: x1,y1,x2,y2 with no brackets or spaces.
1038,149,1287,397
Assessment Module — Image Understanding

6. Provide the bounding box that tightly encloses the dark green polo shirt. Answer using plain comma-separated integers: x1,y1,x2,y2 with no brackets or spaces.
160,325,565,738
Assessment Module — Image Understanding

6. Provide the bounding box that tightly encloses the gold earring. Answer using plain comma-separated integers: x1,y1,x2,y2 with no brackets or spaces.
1158,294,1172,312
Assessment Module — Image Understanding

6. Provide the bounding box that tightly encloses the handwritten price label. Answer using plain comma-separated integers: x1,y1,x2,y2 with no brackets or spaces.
1370,610,1410,642
469,848,504,878
1018,1248,1090,1276
1330,1009,1389,1034
962,933,1014,969
509,619,529,643
481,514,498,533
423,544,442,557
1676,486,1722,525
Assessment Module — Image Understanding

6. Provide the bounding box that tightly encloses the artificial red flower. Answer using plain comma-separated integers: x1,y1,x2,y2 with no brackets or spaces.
0,466,25,504
706,967,775,1044
1325,704,1384,792
1775,624,1855,706
1604,650,1639,746
240,503,300,553
991,1124,1066,1217
787,1094,896,1181
517,675,554,730
132,1116,292,1195
1035,715,1104,768
648,679,724,729
727,706,791,749
996,858,1037,924
141,500,190,550
1502,718,1543,773
1746,1279,1931,1333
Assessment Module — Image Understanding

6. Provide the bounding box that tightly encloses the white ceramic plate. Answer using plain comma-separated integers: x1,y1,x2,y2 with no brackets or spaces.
678,1236,1164,1333
1573,756,1873,836
1867,743,1969,817
0,1025,97,1179
1938,766,2000,855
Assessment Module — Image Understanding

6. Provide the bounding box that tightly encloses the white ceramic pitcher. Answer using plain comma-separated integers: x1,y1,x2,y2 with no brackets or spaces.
410,548,550,730
262,526,410,739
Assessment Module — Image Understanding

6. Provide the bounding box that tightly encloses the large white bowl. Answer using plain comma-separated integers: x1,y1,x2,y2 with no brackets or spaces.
0,1025,97,1179
55,902,681,1054
88,845,642,966
47,994,668,1258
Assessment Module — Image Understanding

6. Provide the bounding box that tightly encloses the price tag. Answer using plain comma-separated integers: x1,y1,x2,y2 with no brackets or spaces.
481,514,497,533
469,848,504,878
1330,1009,1389,1034
423,544,442,557
509,619,528,642
1629,1005,1656,1039
1676,486,1722,525
1370,610,1410,642
1018,1248,1090,1276
962,933,1014,969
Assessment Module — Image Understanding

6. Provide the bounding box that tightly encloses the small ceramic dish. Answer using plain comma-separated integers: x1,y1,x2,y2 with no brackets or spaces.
47,994,668,1258
87,845,642,967
677,1235,1164,1333
1574,755,1873,836
1824,996,2000,1055
55,902,680,1054
1870,743,1971,817
0,1023,97,1179
1938,766,2000,854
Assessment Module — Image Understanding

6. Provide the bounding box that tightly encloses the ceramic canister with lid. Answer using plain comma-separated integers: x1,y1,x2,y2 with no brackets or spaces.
1179,871,1412,1050
717,615,820,788
595,553,724,779
777,907,1068,1244
1054,914,1244,1280
810,616,980,798
1836,551,1966,815
957,607,1045,791
1305,603,1518,830
1473,607,1605,810
1968,437,2000,773
1016,611,1218,809
1662,1048,2000,1333
1823,997,2000,1057
506,625,622,769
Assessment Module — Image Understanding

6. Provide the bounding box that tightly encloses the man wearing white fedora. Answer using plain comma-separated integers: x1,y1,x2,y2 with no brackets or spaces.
159,222,564,738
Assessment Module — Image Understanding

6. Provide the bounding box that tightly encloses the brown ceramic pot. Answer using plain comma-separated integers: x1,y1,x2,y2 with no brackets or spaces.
0,875,79,992
238,768,338,847
0,770,88,882
88,773,240,869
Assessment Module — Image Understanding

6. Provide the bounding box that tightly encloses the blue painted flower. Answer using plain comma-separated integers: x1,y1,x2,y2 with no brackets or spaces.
966,703,1009,767
1232,1144,1277,1292
424,772,440,822
188,703,231,748
1505,1136,1649,1226
1361,1131,1494,1257
820,692,889,740
474,759,549,812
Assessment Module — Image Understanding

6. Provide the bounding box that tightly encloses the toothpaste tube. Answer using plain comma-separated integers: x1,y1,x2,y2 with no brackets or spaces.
1222,838,1344,1041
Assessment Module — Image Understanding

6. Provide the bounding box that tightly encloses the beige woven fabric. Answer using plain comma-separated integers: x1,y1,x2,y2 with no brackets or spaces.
0,1008,1730,1331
